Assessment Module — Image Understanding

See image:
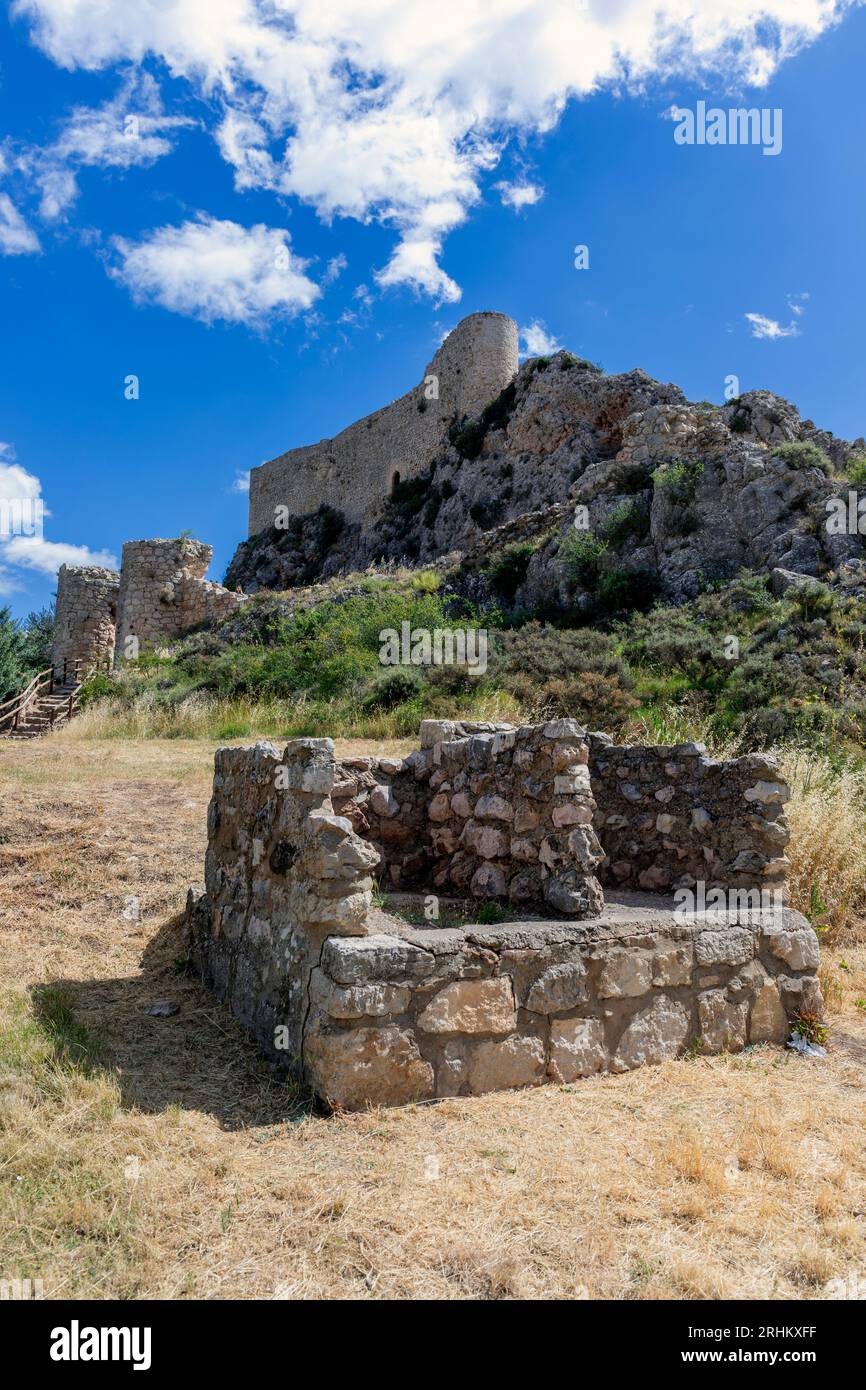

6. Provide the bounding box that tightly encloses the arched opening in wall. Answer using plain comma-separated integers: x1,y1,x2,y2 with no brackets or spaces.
391,470,401,495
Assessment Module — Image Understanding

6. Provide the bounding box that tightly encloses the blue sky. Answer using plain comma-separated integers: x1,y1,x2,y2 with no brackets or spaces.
1,0,864,619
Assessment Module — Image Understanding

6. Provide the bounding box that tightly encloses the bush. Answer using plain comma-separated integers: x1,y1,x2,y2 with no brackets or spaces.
651,458,705,505
483,541,536,602
450,382,517,460
602,498,649,548
560,530,608,584
773,441,832,475
844,454,866,485
362,667,425,711
469,497,504,529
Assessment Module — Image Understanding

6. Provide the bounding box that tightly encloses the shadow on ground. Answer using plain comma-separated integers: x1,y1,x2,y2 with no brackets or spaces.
29,910,314,1130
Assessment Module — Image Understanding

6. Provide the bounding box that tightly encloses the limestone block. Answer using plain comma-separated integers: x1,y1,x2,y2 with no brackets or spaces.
749,980,789,1043
549,1017,606,1081
612,996,690,1072
597,948,653,999
304,1024,434,1109
417,978,516,1034
698,991,748,1052
465,1034,546,1094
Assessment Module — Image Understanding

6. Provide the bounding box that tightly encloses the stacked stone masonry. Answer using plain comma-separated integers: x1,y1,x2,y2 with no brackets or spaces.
248,312,519,533
114,537,247,665
52,565,120,675
185,726,822,1109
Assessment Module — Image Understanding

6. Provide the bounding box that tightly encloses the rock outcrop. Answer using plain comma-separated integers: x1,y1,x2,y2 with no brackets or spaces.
227,328,864,613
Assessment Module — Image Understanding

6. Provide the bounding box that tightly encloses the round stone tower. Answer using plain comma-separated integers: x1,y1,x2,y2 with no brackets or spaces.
52,564,119,677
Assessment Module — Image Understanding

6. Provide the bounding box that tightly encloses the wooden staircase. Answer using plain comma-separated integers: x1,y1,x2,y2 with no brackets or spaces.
0,657,110,741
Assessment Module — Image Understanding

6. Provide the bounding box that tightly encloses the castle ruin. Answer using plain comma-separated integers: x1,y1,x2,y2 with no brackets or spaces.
52,538,247,676
247,311,519,535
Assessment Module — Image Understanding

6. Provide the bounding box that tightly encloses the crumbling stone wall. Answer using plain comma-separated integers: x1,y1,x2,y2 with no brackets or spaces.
248,312,519,534
52,564,119,674
332,717,604,916
114,537,247,664
186,739,379,1064
588,736,790,894
185,728,821,1108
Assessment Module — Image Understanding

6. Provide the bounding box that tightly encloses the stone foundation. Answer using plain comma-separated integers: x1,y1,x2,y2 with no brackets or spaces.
301,900,821,1108
184,729,822,1110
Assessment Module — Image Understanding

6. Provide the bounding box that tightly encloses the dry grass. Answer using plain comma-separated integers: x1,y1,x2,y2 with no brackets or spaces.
1,733,865,1300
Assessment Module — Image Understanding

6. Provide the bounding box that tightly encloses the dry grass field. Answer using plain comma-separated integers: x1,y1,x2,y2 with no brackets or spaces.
1,732,865,1300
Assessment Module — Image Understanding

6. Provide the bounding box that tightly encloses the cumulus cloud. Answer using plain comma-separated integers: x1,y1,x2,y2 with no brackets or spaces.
0,191,40,254
229,469,251,493
745,310,800,339
496,180,544,211
520,319,562,357
0,449,116,581
109,214,320,326
2,534,118,574
11,0,862,299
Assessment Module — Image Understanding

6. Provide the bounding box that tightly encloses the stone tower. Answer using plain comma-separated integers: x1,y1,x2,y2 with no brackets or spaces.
113,537,246,665
52,565,119,676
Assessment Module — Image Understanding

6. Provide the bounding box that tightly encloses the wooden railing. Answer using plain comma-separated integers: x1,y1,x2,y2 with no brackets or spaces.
0,666,54,734
0,654,112,736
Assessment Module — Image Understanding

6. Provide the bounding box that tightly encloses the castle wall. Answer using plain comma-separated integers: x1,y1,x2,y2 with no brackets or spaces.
52,565,119,676
114,537,247,665
248,312,519,535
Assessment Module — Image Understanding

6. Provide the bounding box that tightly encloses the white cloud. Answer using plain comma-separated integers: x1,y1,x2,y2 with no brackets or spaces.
109,214,320,326
745,310,800,339
520,319,562,356
0,450,117,582
11,0,862,299
1,534,118,574
230,469,251,493
22,71,195,222
496,180,544,211
788,290,810,317
0,191,40,254
322,252,347,285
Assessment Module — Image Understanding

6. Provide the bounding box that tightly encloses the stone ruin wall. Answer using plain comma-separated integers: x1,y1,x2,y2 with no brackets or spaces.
587,736,790,895
113,537,247,665
185,728,822,1109
247,312,519,535
332,717,604,916
52,564,120,676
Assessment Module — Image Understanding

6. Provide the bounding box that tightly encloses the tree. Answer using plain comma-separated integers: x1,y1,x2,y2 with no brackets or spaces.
0,607,24,704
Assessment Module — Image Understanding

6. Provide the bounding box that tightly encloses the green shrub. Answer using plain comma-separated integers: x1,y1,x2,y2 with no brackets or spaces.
77,671,116,708
773,441,832,475
844,455,866,485
651,458,704,505
469,498,504,529
560,530,608,584
602,498,649,547
483,541,536,602
595,568,658,615
362,667,425,711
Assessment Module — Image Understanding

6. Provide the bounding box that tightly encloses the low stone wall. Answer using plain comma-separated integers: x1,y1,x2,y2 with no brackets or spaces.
305,902,822,1108
588,736,790,893
185,731,822,1110
52,564,119,674
332,717,604,916
114,537,247,663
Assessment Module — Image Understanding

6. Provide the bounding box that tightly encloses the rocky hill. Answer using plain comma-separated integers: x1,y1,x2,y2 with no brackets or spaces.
226,351,866,616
